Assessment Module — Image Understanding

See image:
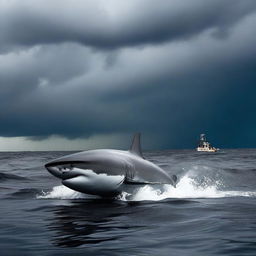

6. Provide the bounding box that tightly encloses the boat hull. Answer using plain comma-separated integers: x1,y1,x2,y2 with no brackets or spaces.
196,147,218,152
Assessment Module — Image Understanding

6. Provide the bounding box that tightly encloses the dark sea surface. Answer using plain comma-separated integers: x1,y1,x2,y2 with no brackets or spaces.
1,149,256,256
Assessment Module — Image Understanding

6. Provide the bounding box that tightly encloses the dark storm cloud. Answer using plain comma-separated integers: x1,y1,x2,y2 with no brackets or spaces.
0,0,256,51
0,0,256,149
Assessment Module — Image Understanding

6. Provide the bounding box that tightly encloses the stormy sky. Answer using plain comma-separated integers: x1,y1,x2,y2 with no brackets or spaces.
0,0,256,150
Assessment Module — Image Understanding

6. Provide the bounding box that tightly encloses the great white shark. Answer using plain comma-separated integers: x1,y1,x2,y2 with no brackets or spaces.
45,133,177,197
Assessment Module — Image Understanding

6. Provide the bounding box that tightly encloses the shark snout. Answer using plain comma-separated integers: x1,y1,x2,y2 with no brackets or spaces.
45,162,79,180
45,164,64,179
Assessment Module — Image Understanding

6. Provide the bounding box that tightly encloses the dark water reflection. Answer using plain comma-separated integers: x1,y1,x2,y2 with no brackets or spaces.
48,200,146,248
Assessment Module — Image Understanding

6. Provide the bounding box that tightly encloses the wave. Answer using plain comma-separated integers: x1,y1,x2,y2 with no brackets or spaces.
7,188,40,199
0,172,28,181
37,172,256,202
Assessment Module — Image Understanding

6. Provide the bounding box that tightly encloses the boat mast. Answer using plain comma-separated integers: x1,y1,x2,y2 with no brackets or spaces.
199,133,206,147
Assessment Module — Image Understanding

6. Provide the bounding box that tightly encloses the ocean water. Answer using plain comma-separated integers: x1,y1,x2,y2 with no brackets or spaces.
1,149,256,256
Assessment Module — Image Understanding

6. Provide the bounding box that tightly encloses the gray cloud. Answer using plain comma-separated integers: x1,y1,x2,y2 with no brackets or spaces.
0,0,256,52
0,1,256,149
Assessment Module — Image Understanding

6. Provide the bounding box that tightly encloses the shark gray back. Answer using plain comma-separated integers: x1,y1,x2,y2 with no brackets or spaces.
45,133,176,196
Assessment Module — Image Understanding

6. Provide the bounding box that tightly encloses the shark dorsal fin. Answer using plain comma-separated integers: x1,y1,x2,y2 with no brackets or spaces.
129,133,143,158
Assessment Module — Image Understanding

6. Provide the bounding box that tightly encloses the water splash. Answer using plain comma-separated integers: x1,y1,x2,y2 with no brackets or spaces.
37,185,86,199
37,172,256,201
121,175,256,201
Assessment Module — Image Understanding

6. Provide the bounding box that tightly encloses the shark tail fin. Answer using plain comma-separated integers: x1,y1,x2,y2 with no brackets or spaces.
129,133,143,158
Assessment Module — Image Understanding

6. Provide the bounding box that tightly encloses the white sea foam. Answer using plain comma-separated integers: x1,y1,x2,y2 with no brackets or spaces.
37,185,86,199
121,175,256,201
37,174,256,201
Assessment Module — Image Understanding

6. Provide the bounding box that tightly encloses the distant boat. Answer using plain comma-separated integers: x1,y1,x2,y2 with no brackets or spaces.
196,134,219,152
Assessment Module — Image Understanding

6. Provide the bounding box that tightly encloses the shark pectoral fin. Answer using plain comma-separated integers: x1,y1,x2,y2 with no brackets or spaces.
129,133,144,158
124,178,146,185
124,177,164,185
